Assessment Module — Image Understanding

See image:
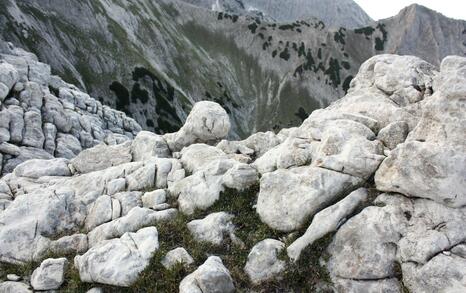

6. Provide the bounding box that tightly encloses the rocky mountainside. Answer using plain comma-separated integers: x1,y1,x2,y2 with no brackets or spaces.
0,45,465,292
0,40,141,176
181,0,373,28
0,1,464,138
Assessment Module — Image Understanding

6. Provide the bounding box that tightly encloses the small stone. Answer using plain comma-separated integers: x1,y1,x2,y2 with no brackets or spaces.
6,274,21,281
142,189,166,209
179,256,235,293
244,239,286,284
31,258,67,291
161,247,194,270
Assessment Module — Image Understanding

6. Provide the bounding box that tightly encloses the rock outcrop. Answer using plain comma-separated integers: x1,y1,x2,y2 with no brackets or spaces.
0,53,465,292
0,42,141,176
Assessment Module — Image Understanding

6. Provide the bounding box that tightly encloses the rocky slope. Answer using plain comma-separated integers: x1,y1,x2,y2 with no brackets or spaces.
182,0,373,28
0,40,141,176
0,1,464,138
0,50,465,292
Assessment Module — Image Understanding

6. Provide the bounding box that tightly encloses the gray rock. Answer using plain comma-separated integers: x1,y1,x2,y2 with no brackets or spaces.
287,188,369,261
71,142,132,173
179,256,235,293
55,133,82,159
161,247,194,270
49,234,88,255
31,258,67,290
75,227,159,287
6,274,21,281
222,163,258,191
257,166,363,232
165,101,231,152
187,212,236,245
85,195,113,231
131,131,170,161
13,158,71,179
142,189,166,209
377,121,409,150
106,178,126,195
0,62,19,91
0,281,32,293
43,122,57,154
22,110,44,148
244,239,286,284
87,207,176,247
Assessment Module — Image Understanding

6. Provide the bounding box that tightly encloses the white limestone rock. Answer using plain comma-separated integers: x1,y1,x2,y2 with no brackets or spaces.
187,212,236,245
131,131,170,161
171,159,233,215
142,189,166,209
75,227,159,287
257,166,363,232
161,247,194,270
222,163,258,191
71,142,132,173
85,195,113,231
180,143,228,174
0,281,32,293
106,178,126,195
375,141,466,207
179,256,235,293
55,133,82,159
13,158,71,179
165,101,231,152
31,258,67,291
87,207,176,247
327,203,406,281
6,274,21,281
287,188,369,261
332,278,402,293
0,62,19,92
49,234,88,255
22,110,45,148
377,121,409,150
402,254,466,293
244,239,286,284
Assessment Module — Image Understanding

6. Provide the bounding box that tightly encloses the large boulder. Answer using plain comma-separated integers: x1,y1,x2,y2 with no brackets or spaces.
165,101,230,152
74,227,159,287
257,166,363,232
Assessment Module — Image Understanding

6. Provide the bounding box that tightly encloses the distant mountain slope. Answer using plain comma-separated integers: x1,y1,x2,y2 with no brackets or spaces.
182,0,374,28
0,0,464,138
379,4,466,66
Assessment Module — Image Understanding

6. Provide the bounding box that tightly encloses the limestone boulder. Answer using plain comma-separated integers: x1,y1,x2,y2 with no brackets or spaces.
179,256,235,293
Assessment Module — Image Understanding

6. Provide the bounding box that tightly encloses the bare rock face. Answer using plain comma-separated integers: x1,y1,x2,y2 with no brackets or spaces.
0,44,142,176
375,56,466,207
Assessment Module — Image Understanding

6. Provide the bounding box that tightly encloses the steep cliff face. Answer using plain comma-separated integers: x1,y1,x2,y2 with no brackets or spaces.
182,0,373,28
0,0,464,139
